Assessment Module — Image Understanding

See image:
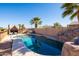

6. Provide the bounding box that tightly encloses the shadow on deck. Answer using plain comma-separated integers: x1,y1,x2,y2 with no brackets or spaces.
0,41,12,56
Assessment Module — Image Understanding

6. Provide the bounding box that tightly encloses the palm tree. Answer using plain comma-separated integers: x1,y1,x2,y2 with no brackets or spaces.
61,3,79,23
30,17,42,28
53,22,62,28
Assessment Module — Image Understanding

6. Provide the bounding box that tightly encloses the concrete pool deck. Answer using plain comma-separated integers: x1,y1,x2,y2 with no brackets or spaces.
12,34,41,56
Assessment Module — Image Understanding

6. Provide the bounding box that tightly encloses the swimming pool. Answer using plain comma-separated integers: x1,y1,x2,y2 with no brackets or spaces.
17,35,63,56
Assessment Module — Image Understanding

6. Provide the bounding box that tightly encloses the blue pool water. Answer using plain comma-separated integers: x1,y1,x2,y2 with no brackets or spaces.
20,35,63,56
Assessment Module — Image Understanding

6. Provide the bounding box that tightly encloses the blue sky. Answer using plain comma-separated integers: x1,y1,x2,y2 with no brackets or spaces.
0,3,76,28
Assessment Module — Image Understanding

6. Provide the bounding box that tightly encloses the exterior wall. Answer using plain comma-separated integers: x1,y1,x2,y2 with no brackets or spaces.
0,31,7,41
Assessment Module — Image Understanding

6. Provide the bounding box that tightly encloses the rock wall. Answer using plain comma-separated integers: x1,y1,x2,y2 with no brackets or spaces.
34,28,64,36
61,42,79,56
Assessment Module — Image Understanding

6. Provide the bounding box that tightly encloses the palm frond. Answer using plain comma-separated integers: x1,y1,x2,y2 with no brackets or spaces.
70,12,77,20
61,3,73,8
62,9,73,17
38,21,42,24
30,19,34,25
62,3,79,22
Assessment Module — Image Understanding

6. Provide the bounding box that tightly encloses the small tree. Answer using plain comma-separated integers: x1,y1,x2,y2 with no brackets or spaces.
53,22,62,28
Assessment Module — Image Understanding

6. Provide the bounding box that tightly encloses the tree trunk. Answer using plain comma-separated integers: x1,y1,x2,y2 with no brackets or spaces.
77,10,79,23
35,24,38,28
8,25,10,34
